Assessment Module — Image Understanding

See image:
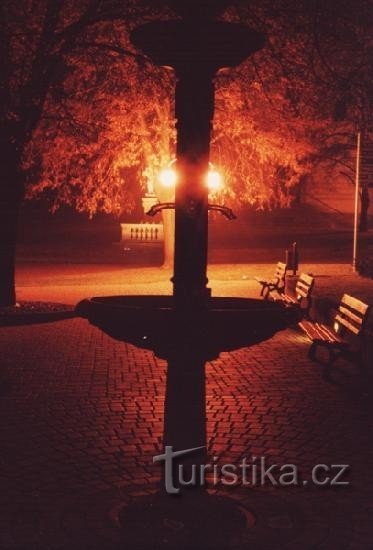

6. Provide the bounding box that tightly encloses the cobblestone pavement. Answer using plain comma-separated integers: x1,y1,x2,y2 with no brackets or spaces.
1,316,373,549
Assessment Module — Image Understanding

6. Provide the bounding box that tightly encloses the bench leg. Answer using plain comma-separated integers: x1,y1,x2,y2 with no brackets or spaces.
304,298,313,321
262,285,271,300
308,343,341,367
308,342,318,361
328,349,342,367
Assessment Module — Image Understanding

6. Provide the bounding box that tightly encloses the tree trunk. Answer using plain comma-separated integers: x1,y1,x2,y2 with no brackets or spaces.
359,185,370,232
0,199,20,306
162,208,175,268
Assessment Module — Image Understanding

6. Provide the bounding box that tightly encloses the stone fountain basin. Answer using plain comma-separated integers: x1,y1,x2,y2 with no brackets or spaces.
76,296,299,359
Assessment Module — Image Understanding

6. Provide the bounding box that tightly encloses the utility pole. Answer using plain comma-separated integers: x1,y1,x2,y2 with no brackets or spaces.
353,131,361,272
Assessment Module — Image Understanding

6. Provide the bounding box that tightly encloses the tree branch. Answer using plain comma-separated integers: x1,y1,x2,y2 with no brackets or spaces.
74,41,149,64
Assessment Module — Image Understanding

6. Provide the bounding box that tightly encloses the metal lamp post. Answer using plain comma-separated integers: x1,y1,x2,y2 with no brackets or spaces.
353,131,361,272
131,14,264,309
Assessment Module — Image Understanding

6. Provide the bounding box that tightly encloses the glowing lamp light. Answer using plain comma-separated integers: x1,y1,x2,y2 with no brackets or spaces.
158,167,178,188
158,160,223,192
207,169,223,191
333,321,340,333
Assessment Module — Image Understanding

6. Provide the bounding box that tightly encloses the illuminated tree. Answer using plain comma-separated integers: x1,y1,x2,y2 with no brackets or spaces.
25,44,177,264
29,0,371,254
26,13,318,268
0,0,164,305
1,0,371,304
225,0,372,227
212,77,317,210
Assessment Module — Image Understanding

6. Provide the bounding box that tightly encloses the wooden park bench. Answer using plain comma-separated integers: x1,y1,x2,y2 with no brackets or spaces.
269,273,315,319
255,262,287,300
299,294,370,368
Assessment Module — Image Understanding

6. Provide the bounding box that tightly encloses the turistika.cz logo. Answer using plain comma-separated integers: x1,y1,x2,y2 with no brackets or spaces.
153,446,350,494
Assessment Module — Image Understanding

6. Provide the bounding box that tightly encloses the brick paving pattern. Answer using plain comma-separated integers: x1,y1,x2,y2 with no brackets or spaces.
0,317,373,549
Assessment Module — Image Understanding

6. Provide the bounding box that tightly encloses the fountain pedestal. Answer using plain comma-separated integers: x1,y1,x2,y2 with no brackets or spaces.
76,3,301,547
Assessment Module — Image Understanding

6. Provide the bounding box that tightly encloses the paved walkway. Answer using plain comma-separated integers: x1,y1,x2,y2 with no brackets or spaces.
1,265,373,549
15,262,373,305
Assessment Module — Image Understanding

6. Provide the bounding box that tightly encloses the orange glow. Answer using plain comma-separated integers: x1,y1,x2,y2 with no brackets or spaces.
206,169,223,191
159,167,178,188
158,160,223,192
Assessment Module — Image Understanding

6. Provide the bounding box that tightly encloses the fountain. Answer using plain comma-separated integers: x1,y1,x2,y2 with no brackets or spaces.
77,1,300,547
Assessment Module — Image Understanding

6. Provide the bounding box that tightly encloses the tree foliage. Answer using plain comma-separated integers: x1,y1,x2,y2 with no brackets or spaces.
25,37,176,215
3,0,372,216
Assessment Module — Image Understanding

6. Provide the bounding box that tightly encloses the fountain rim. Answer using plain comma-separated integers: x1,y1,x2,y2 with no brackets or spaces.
130,20,266,70
76,294,290,314
75,295,300,359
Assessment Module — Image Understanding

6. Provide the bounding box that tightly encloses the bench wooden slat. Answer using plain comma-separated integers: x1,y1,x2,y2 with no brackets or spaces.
296,284,311,298
274,271,285,279
275,262,287,271
284,295,297,304
256,262,287,299
337,306,365,331
299,293,370,367
334,314,361,335
270,273,314,317
299,273,314,286
297,280,309,290
338,305,365,326
295,274,314,299
341,294,369,315
299,321,344,344
315,323,343,343
269,290,295,303
307,322,337,342
274,263,287,280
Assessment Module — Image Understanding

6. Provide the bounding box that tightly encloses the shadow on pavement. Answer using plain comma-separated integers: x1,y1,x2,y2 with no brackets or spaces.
0,302,77,327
